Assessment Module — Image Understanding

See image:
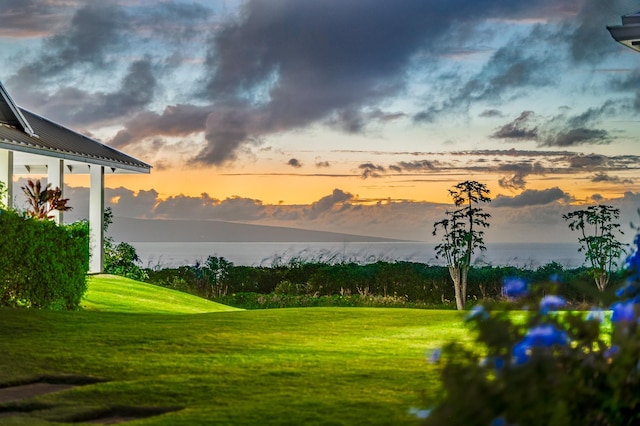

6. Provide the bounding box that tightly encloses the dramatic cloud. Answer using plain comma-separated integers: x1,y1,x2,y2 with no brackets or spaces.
541,128,611,147
394,160,438,172
491,106,614,148
0,0,62,37
497,162,545,190
591,172,633,184
306,189,353,219
109,104,211,149
479,109,504,118
492,187,572,207
567,153,608,169
11,3,128,86
192,0,573,165
359,163,386,179
491,111,538,141
287,158,302,168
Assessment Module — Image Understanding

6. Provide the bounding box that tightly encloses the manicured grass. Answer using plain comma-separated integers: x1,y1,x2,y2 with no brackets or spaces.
0,278,470,425
83,274,240,314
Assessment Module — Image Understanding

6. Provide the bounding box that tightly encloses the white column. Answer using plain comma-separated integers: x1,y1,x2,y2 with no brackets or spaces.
89,165,104,273
47,159,64,224
0,149,13,209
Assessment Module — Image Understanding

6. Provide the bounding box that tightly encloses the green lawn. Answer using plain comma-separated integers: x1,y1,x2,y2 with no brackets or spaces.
82,274,240,314
0,275,469,425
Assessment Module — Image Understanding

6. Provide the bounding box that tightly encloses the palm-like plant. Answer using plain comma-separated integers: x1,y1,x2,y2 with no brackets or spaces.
21,179,71,220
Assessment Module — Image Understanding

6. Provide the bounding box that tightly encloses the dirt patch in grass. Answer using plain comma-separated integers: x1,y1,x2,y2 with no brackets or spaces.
0,376,181,424
0,382,76,404
66,406,183,424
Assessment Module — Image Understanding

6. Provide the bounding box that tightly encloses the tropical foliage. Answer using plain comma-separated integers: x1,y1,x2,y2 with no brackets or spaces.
21,178,71,220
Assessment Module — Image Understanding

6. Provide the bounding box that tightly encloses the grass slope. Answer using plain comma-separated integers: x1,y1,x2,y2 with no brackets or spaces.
0,277,470,425
82,274,240,314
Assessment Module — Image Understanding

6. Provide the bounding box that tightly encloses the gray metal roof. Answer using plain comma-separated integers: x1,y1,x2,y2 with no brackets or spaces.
607,10,640,53
0,82,151,174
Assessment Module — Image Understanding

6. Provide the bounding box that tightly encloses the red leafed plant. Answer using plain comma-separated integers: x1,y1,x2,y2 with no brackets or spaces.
21,179,72,220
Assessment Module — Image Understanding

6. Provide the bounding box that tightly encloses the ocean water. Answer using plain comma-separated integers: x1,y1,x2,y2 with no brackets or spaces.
131,241,588,269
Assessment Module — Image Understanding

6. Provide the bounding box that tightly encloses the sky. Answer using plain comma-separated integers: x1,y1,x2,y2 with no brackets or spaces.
1,0,640,244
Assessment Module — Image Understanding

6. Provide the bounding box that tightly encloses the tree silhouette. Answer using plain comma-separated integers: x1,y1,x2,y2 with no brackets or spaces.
433,180,491,310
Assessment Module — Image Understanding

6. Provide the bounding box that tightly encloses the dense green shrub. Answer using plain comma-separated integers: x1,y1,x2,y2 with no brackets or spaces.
213,292,447,310
144,257,626,308
103,208,147,281
105,241,148,281
0,209,89,309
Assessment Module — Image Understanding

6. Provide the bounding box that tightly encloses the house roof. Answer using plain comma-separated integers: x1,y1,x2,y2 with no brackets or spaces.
0,81,151,174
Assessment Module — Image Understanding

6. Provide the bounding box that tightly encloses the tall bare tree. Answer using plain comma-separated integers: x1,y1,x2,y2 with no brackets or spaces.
433,181,491,310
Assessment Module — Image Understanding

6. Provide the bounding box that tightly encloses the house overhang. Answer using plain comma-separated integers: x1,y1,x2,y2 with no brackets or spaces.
607,11,640,52
0,139,150,174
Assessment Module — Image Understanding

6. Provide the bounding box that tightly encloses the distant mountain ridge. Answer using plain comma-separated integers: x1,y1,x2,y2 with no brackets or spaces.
108,217,405,243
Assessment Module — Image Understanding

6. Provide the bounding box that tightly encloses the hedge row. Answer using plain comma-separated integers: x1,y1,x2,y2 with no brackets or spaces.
145,257,624,307
0,209,89,309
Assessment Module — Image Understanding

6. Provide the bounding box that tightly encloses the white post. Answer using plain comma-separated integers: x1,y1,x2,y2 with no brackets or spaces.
47,159,64,224
0,149,13,209
89,165,104,273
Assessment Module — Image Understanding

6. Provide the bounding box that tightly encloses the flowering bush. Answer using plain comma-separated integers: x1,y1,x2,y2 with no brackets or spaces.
419,234,640,425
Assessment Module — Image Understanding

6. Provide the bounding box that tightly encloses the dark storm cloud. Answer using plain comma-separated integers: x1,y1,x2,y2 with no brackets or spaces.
492,187,571,207
13,59,157,127
287,158,302,168
135,1,214,44
491,111,538,140
566,154,607,169
5,2,217,128
11,3,128,86
479,109,504,118
415,0,634,123
359,163,386,179
326,108,406,134
491,105,614,148
541,128,611,147
109,104,211,149
193,0,565,165
395,160,438,172
568,0,634,64
591,173,633,184
497,162,545,190
415,27,555,123
0,0,61,37
71,59,156,125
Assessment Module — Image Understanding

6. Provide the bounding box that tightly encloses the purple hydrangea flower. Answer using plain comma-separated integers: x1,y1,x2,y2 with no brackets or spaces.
408,408,431,419
604,345,620,359
525,324,569,347
549,273,562,283
491,418,507,426
625,236,640,272
466,305,488,321
512,341,530,365
512,324,569,365
616,283,639,298
540,295,566,313
502,277,528,299
586,308,605,323
611,301,636,323
427,348,441,364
